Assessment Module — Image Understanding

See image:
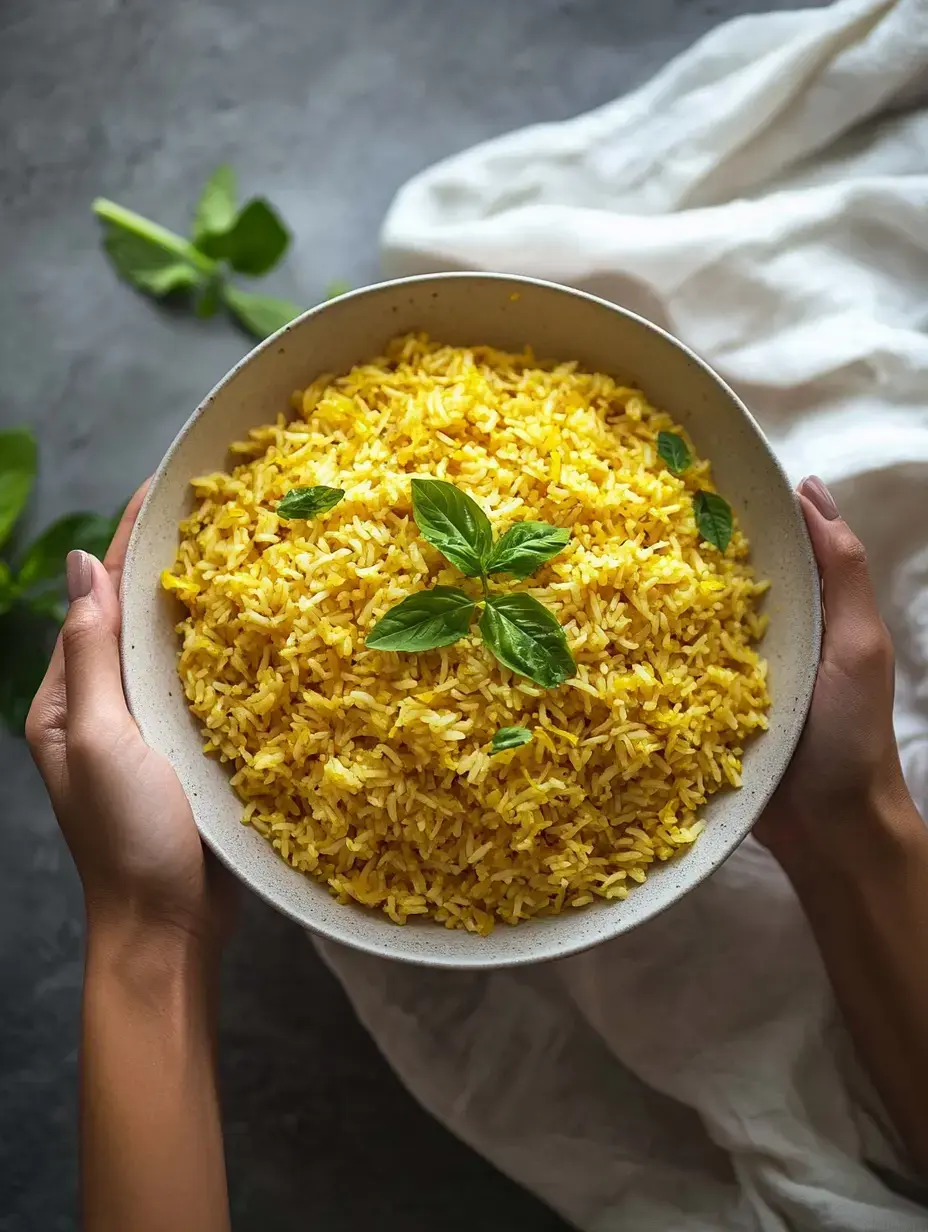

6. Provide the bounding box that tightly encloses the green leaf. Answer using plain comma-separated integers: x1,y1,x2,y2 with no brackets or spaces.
223,285,305,339
192,164,237,247
486,521,570,580
326,280,351,299
0,428,38,549
0,562,14,617
490,726,532,754
657,431,692,476
102,225,203,295
366,586,475,652
194,276,224,319
410,479,493,578
0,606,57,735
17,512,117,589
693,491,733,552
276,486,345,521
479,592,575,689
199,198,289,276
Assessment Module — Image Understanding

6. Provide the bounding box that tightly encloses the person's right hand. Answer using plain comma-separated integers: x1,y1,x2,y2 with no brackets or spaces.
26,483,235,947
754,475,915,866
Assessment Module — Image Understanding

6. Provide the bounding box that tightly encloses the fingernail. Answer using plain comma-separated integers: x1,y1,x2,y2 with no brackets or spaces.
799,475,840,521
66,550,92,602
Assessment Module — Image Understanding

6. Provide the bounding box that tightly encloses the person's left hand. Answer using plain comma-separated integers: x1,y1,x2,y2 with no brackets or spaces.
26,483,235,947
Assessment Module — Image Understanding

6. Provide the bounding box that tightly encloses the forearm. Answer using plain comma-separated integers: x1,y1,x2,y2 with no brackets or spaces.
774,791,928,1177
81,916,231,1232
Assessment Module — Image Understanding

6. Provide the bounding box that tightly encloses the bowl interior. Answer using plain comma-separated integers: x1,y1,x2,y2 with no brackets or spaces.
121,273,820,968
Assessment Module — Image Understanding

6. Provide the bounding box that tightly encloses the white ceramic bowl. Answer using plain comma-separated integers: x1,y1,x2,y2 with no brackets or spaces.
122,273,820,969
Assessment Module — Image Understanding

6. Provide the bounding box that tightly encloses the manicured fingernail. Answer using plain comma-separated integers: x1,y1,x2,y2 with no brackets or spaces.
66,550,92,602
799,475,839,521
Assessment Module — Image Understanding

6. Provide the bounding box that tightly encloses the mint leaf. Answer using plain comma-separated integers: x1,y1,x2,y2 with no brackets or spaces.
200,198,289,276
410,479,492,578
17,512,117,589
366,586,475,652
276,486,345,520
486,521,570,580
694,491,733,552
479,593,575,688
657,431,692,476
223,286,305,339
491,726,532,754
0,428,38,549
192,164,237,247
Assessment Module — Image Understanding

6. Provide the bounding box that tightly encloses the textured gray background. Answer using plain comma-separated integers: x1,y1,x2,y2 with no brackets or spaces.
1,1,814,1228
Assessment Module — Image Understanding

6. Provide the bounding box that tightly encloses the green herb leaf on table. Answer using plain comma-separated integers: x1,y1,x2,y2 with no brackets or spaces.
694,490,733,552
0,428,38,549
486,521,570,580
366,586,475,652
479,592,575,689
191,164,238,247
276,486,345,521
410,479,493,578
194,276,224,319
223,285,305,339
199,198,290,277
657,431,692,476
92,199,212,297
491,726,532,754
17,512,118,589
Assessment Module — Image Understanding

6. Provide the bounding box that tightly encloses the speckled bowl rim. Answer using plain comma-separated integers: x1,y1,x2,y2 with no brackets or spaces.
122,272,821,969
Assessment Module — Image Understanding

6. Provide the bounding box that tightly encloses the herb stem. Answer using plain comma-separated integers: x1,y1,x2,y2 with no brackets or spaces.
92,198,218,275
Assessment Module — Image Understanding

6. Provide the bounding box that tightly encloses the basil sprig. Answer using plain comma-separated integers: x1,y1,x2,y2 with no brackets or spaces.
657,431,691,476
491,726,532,754
276,485,345,520
366,479,575,688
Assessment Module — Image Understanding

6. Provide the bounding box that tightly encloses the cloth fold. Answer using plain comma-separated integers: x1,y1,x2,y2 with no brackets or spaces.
319,1,928,1227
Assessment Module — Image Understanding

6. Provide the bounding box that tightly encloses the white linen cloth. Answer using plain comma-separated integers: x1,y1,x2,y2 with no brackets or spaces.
318,1,928,1227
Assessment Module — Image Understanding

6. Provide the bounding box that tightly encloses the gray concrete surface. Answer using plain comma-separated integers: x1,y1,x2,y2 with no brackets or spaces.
1,1,814,1228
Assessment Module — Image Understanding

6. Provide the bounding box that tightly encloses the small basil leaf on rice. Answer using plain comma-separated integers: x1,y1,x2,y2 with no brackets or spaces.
479,592,575,689
693,490,733,552
410,478,493,578
491,726,532,754
657,431,692,476
486,521,570,580
366,586,475,652
276,485,345,520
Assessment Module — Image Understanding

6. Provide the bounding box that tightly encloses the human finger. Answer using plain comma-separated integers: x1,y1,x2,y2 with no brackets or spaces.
103,478,151,597
797,477,890,671
61,551,129,738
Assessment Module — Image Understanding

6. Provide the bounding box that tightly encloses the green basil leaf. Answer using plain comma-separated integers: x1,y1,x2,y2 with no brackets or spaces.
479,593,575,689
366,586,475,652
486,521,570,579
490,726,532,754
223,285,305,339
200,198,289,276
276,486,345,520
657,431,692,476
194,276,224,319
191,164,237,247
17,512,118,589
694,491,733,552
0,606,57,735
0,428,38,549
100,224,203,296
410,479,493,578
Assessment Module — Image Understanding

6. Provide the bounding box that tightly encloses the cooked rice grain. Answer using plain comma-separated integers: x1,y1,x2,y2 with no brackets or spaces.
163,333,770,934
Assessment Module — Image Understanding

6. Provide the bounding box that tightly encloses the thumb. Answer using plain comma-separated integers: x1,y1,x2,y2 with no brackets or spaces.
62,550,129,736
797,476,888,669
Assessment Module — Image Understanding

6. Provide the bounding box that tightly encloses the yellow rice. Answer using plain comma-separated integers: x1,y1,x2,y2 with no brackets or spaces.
163,333,770,935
